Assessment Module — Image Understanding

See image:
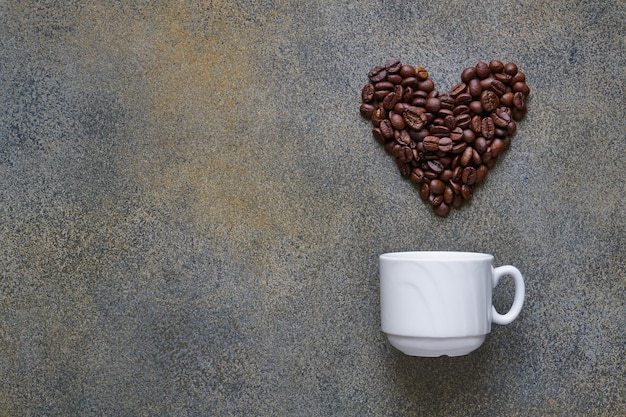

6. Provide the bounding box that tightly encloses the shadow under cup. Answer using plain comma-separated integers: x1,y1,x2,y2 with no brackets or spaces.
379,251,525,357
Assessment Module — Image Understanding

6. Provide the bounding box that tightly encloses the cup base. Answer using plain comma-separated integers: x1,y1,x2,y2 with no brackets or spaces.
386,334,486,357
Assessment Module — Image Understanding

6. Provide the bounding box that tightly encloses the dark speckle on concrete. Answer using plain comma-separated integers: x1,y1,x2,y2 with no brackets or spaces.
1,1,625,415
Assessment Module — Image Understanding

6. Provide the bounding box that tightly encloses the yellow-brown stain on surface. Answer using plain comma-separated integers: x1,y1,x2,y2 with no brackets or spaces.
73,2,321,261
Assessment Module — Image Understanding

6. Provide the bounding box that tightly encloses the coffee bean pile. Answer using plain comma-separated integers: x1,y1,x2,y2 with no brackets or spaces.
359,59,529,216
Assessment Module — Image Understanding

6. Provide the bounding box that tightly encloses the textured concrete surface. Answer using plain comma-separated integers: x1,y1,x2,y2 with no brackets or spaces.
1,1,624,415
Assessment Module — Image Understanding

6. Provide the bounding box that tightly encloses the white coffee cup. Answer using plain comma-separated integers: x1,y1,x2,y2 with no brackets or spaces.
380,251,525,357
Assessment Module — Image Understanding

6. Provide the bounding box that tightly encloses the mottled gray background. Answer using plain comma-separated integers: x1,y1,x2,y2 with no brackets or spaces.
1,1,624,416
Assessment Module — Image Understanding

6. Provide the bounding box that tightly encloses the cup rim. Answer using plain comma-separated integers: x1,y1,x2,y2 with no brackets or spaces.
380,251,494,261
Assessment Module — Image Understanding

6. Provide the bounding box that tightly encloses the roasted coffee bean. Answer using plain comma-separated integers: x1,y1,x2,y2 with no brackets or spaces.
370,68,387,83
438,137,453,152
481,147,493,163
397,129,411,146
494,72,512,85
504,62,518,75
385,59,402,73
452,104,470,117
479,77,493,91
450,127,464,141
449,82,467,97
439,95,455,110
429,125,450,137
433,201,450,216
425,97,441,113
427,159,444,174
401,86,414,103
369,68,387,83
512,71,526,84
475,61,491,79
454,93,473,106
460,145,473,166
494,127,507,138
481,90,499,113
430,193,444,207
410,168,425,183
424,169,439,179
382,92,398,110
397,159,411,176
417,90,431,100
437,109,453,118
471,148,482,165
513,92,526,111
512,106,526,121
490,138,505,157
449,179,462,195
375,81,394,91
423,136,440,152
415,66,429,80
461,67,476,83
444,115,456,130
462,166,477,185
492,108,511,127
461,184,473,200
372,128,384,144
391,143,402,158
430,179,445,194
399,146,414,163
420,182,430,201
502,136,511,151
384,140,395,154
500,92,514,107
400,65,416,78
469,100,483,114
439,169,453,182
371,105,387,127
373,89,390,100
387,74,403,84
474,136,488,154
439,156,452,168
404,107,428,130
455,113,472,129
452,142,467,154
409,128,429,142
451,166,462,182
360,103,375,118
468,78,482,98
489,60,504,73
462,128,475,143
443,186,454,204
418,79,435,92
489,79,507,96
379,119,394,139
394,102,408,115
481,117,495,139
512,81,530,96
507,120,517,135
412,97,427,107
471,115,482,133
362,84,375,102
401,76,419,88
475,164,489,183
390,113,406,130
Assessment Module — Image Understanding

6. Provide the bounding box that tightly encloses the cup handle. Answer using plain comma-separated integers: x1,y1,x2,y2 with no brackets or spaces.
491,265,525,325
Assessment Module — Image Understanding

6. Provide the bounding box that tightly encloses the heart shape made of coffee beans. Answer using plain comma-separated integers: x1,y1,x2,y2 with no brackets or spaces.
359,59,529,217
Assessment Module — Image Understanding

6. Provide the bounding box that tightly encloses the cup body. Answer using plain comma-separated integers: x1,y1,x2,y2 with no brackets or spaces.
380,251,502,357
